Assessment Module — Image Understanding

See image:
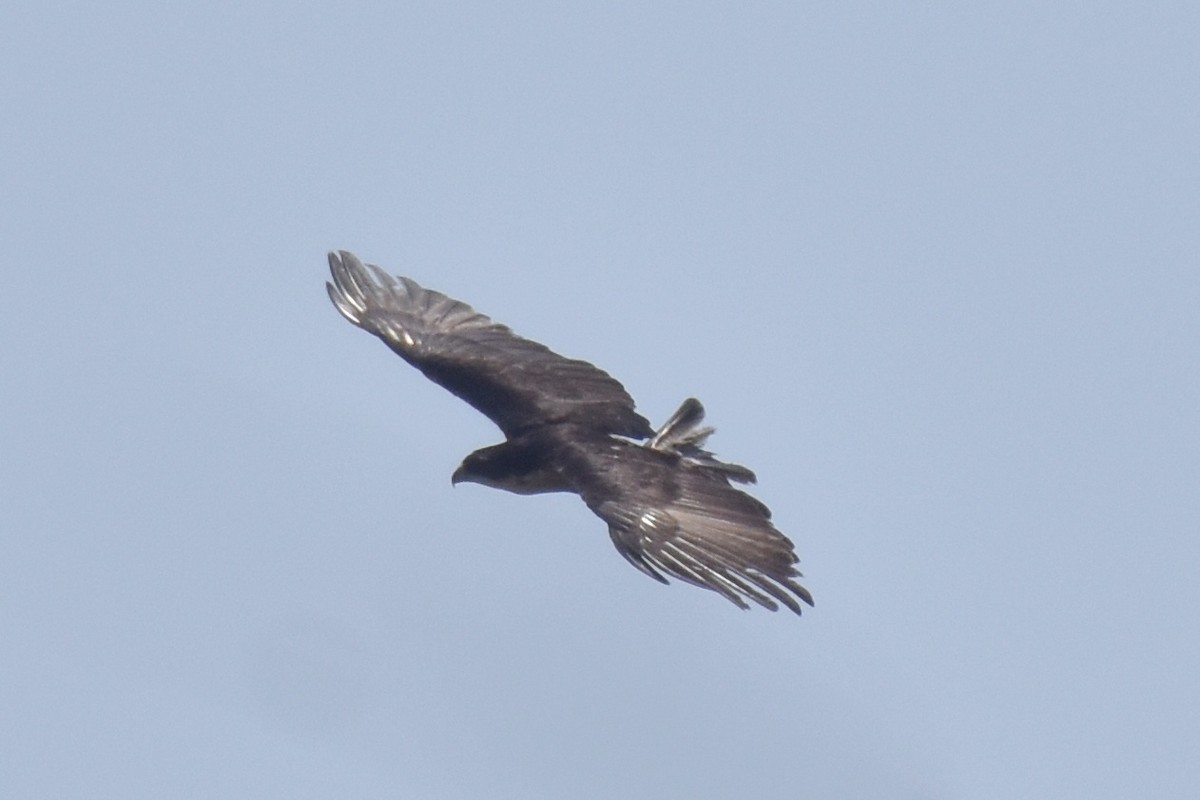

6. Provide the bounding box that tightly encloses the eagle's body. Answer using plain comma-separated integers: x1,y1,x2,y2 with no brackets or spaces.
326,251,813,614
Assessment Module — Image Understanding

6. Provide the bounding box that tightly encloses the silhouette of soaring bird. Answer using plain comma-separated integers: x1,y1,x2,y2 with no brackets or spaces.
326,250,813,614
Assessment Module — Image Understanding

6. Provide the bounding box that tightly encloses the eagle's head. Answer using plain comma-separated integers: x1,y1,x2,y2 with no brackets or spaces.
451,439,570,496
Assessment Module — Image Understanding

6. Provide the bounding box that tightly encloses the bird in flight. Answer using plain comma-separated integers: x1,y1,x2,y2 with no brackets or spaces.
326,251,813,614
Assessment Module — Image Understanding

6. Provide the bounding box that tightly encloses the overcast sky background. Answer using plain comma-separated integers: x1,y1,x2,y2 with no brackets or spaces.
3,2,1197,798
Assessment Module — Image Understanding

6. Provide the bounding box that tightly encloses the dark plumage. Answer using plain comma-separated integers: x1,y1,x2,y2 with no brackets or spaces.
326,250,813,614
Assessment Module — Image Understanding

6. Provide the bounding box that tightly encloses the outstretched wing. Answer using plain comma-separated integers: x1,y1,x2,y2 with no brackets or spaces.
565,433,813,614
327,251,653,438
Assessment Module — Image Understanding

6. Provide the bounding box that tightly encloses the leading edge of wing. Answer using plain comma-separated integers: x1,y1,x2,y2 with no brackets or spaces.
326,250,654,438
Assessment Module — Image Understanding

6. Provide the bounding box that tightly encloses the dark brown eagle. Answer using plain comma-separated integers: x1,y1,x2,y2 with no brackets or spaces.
326,251,813,614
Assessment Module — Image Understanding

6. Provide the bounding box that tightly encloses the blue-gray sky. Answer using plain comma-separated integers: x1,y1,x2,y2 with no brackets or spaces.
3,2,1197,797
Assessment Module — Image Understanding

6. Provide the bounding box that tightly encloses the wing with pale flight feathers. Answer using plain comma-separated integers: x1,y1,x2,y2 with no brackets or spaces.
326,250,652,438
555,427,813,614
